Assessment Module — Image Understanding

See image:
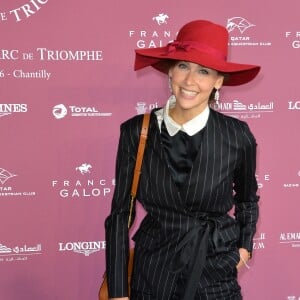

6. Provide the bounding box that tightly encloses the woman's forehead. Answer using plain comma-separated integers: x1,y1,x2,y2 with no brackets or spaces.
175,60,217,71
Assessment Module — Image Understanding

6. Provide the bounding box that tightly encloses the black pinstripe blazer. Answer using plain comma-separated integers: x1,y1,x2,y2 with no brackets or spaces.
105,108,259,299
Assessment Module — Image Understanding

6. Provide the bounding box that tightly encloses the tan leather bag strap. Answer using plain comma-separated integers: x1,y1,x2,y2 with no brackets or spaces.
128,113,150,228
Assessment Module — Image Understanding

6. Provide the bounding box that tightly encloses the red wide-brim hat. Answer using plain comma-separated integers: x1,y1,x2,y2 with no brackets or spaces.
134,20,261,86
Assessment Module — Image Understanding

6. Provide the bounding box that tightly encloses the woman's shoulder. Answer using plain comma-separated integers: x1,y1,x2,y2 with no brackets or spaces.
210,108,256,144
210,108,249,130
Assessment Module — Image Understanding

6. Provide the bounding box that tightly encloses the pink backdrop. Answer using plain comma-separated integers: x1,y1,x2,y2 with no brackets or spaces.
1,1,300,299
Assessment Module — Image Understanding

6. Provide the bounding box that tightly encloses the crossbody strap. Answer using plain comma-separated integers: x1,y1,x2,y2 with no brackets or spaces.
128,113,150,228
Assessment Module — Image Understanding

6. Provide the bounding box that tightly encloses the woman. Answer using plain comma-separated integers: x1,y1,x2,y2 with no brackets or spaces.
105,20,260,300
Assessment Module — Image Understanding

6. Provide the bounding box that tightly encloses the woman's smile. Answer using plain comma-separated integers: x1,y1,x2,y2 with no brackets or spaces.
180,87,199,98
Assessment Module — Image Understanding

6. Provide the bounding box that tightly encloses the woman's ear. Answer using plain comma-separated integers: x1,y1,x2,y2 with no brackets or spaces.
215,75,224,90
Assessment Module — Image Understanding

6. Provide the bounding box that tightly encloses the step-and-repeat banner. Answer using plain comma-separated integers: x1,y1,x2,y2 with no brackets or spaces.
1,1,299,299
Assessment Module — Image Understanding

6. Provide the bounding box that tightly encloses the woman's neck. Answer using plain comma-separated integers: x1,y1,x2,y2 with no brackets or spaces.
169,105,208,125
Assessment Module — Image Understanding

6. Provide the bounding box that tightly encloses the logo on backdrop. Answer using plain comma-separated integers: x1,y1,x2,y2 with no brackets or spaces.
288,101,300,110
256,173,271,189
52,104,112,119
0,242,42,262
152,13,169,25
135,101,159,114
0,168,17,184
58,241,105,256
226,16,272,47
52,104,68,119
0,167,36,197
51,163,114,199
0,104,28,118
212,99,275,119
227,17,255,34
253,232,266,250
0,0,49,23
287,296,300,300
279,232,300,248
283,169,300,189
76,163,92,175
129,12,175,48
285,31,300,49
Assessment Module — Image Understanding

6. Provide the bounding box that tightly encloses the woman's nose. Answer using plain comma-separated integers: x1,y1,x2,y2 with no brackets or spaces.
184,71,195,85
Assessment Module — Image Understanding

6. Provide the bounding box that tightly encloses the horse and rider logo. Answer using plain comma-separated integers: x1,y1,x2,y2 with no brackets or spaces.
76,163,92,175
152,13,169,25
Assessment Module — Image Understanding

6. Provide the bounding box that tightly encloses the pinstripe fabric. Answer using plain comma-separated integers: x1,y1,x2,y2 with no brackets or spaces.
105,108,259,299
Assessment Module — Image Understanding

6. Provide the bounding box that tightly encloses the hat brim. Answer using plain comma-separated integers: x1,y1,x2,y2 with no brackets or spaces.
134,47,260,86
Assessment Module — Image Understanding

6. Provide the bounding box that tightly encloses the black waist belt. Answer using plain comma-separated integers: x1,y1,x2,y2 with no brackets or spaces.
168,213,225,300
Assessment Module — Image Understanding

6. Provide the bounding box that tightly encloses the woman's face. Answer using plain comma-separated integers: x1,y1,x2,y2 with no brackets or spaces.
169,61,224,117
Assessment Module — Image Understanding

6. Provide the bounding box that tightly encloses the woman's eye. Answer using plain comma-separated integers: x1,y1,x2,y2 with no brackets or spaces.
199,68,209,75
177,62,188,69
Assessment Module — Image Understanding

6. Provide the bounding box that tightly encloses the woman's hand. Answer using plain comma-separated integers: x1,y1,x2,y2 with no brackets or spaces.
236,248,250,271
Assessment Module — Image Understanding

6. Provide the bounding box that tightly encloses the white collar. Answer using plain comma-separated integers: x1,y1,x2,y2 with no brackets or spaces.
155,95,210,136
